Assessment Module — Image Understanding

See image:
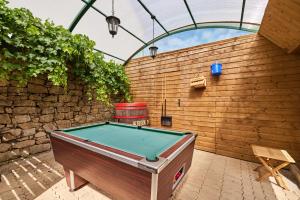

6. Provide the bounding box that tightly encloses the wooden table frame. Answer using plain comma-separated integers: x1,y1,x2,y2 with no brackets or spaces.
251,145,295,190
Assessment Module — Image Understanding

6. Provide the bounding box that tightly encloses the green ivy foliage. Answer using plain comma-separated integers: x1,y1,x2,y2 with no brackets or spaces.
0,0,131,105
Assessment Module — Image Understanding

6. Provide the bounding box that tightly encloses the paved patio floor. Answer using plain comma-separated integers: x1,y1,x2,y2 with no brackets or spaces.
0,150,299,200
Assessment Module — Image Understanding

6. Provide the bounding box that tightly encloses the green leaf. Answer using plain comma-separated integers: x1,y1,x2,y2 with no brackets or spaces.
0,0,131,105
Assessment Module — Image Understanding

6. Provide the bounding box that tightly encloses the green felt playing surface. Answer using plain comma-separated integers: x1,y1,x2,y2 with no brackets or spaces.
63,123,185,161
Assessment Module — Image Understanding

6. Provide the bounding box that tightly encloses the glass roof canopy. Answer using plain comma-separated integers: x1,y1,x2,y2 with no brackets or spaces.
8,0,269,65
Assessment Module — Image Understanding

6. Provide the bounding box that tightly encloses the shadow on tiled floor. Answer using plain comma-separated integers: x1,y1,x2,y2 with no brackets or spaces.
1,150,299,200
0,152,64,200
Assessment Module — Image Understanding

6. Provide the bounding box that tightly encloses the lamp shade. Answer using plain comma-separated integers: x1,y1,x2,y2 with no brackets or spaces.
149,46,158,59
106,15,120,37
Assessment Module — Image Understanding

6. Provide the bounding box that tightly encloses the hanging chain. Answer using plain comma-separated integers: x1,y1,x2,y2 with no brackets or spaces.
112,0,115,16
152,18,155,46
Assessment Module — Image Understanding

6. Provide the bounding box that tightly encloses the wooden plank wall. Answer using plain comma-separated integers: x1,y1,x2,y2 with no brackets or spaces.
125,34,300,163
259,0,300,53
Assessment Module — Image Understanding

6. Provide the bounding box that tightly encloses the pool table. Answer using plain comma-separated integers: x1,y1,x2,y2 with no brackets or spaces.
49,122,196,200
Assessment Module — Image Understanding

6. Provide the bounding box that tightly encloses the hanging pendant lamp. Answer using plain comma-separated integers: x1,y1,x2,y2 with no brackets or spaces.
149,16,158,59
106,0,120,38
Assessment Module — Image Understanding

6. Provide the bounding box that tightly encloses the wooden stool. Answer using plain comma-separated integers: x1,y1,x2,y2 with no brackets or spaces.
251,145,295,190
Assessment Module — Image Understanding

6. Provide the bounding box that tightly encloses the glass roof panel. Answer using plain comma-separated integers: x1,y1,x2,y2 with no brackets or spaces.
6,0,269,63
103,55,124,64
93,0,165,42
187,0,242,23
141,0,193,31
8,0,83,29
243,0,269,24
72,8,141,61
242,23,260,32
134,28,251,58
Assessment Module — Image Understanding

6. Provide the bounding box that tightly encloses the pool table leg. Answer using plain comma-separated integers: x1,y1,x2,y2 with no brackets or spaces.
151,173,158,200
64,167,88,191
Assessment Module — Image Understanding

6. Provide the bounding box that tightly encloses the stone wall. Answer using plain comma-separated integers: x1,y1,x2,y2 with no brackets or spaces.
0,76,112,164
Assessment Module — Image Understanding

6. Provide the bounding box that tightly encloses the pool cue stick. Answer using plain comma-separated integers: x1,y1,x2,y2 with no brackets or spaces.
161,76,164,117
164,75,167,116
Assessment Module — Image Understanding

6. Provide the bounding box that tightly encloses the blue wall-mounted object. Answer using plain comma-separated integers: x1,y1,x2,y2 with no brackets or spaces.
211,62,222,76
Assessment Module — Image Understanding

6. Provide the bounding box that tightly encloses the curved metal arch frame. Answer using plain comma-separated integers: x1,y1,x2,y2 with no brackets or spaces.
69,0,96,32
68,1,259,65
123,21,259,65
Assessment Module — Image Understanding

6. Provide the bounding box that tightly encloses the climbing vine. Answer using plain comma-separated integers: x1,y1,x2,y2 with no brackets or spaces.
0,0,131,105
